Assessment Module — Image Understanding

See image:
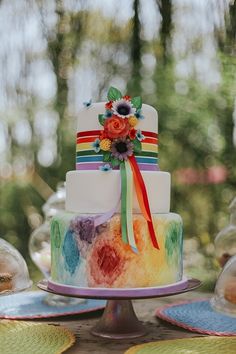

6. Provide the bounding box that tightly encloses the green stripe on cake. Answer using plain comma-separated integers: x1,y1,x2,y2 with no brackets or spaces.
76,150,158,158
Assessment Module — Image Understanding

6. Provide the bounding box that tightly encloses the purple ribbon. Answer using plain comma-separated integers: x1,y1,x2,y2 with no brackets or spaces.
94,193,121,227
92,183,121,227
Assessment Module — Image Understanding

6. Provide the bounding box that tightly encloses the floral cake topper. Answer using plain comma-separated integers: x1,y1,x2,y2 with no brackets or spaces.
92,87,145,168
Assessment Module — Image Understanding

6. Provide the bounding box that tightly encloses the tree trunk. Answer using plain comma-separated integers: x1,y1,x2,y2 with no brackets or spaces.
156,0,172,63
127,0,142,95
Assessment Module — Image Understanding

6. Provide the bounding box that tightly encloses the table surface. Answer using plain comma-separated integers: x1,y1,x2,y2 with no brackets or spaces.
40,290,211,354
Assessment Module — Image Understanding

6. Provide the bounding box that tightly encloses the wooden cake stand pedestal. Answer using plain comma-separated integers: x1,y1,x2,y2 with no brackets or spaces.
38,278,201,339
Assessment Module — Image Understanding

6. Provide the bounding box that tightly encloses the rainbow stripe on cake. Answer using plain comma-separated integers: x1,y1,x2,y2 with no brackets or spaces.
76,130,159,171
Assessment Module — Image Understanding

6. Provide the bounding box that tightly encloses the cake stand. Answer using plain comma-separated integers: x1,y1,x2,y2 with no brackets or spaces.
38,277,201,339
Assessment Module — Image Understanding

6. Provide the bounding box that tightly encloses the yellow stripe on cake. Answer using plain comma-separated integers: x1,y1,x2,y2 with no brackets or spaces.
77,142,95,151
76,142,158,154
141,143,158,153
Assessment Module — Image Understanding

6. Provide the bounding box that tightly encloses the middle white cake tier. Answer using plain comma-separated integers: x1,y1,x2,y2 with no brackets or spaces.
66,170,171,214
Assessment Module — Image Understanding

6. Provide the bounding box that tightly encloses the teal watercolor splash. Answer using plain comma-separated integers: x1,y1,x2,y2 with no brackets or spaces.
51,219,61,249
165,221,182,262
62,229,80,275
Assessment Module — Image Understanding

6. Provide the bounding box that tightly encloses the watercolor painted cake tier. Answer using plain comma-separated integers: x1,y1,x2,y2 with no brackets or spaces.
50,213,183,288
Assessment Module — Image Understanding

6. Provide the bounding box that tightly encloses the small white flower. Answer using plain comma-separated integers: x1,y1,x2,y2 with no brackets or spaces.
136,129,145,141
135,109,145,120
92,138,100,153
99,164,112,172
83,99,92,108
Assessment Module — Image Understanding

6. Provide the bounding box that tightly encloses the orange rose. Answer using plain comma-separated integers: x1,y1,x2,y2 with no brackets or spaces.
104,116,130,139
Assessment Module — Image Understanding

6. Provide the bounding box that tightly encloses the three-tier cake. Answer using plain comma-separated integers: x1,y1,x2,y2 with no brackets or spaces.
50,87,183,288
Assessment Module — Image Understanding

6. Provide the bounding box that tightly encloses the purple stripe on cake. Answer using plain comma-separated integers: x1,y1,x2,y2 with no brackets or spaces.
76,163,160,171
76,163,118,170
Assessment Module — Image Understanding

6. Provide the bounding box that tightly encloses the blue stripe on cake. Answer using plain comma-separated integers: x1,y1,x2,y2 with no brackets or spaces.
76,156,158,164
76,156,103,162
136,157,157,164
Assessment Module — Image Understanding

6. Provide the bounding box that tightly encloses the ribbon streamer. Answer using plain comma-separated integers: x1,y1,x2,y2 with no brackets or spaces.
120,162,129,245
128,155,160,250
120,161,138,252
94,195,120,228
125,160,137,252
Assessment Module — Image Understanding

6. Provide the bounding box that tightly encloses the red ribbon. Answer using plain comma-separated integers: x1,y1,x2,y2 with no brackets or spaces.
128,155,160,250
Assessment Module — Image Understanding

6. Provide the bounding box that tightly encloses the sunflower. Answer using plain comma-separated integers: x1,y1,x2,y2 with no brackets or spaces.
112,98,135,118
111,137,134,161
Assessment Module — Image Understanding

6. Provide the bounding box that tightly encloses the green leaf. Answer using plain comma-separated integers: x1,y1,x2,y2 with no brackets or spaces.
110,157,121,167
107,87,122,101
103,152,111,162
133,138,142,153
131,96,142,110
98,114,105,126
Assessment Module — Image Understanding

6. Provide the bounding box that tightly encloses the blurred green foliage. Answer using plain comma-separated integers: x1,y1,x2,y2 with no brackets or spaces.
0,0,236,286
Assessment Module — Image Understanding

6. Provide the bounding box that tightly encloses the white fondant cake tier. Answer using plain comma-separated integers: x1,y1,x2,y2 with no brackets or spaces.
66,170,171,214
77,103,158,133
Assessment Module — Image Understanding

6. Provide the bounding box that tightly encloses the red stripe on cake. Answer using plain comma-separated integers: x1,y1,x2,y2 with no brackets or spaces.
77,136,99,143
77,130,158,139
77,137,158,145
77,130,101,138
141,131,158,138
142,137,157,144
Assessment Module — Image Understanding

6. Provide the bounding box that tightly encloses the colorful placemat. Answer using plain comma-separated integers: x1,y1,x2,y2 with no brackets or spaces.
125,336,236,354
156,298,236,336
0,320,75,354
0,291,106,319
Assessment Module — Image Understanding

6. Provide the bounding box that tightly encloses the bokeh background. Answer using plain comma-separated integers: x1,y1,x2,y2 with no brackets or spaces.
0,0,235,288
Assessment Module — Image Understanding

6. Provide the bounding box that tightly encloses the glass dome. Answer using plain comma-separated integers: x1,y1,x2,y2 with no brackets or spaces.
215,197,236,267
42,182,66,218
29,182,84,305
211,255,236,316
29,182,66,277
0,238,32,295
29,222,51,278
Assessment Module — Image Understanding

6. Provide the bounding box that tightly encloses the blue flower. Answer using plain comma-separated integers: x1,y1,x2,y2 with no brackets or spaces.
92,138,101,153
135,109,144,120
136,129,145,141
99,164,112,172
83,99,92,108
104,110,112,118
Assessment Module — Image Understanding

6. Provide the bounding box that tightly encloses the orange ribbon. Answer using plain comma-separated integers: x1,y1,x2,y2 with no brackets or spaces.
128,155,160,250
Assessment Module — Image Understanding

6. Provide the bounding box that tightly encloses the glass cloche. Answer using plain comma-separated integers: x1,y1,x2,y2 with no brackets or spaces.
0,238,32,295
211,255,236,316
29,182,66,277
215,197,236,267
29,182,84,305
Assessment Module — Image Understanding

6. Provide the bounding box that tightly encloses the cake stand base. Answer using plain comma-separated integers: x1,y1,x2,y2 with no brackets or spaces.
38,278,201,339
91,299,146,339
